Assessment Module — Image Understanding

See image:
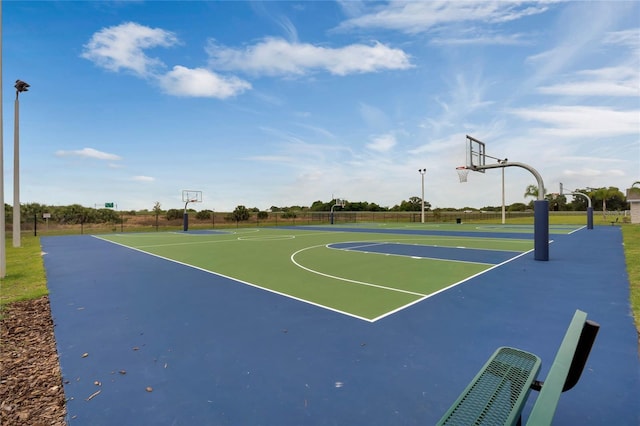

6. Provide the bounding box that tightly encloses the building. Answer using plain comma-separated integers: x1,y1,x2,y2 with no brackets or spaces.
627,185,640,224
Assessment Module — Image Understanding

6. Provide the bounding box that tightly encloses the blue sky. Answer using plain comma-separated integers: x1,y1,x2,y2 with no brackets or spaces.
2,1,639,212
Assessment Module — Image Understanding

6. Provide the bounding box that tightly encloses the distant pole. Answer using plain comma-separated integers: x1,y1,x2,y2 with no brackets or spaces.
419,168,426,223
501,162,506,224
0,2,5,277
13,79,30,248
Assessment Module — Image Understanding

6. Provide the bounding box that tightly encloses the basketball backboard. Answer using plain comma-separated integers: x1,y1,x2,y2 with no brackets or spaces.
182,190,202,203
466,135,486,173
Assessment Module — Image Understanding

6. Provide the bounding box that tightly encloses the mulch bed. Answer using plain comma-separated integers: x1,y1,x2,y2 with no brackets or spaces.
1,296,67,425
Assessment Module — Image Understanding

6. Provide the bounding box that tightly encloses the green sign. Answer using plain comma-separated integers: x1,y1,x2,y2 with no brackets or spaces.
105,202,114,208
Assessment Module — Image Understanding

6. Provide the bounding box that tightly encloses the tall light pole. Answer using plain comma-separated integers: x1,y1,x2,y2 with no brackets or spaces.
0,2,5,276
501,164,506,225
418,168,426,223
14,80,30,248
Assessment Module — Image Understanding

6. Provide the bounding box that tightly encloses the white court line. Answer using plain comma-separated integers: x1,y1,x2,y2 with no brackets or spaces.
93,235,376,322
327,242,502,266
568,226,586,235
370,248,534,322
291,245,429,297
93,232,541,322
337,242,388,250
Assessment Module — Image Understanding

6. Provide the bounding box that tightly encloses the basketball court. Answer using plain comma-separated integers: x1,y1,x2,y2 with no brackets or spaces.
43,223,640,425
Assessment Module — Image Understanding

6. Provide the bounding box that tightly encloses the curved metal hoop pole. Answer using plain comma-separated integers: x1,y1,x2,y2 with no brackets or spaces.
473,162,545,200
472,161,549,260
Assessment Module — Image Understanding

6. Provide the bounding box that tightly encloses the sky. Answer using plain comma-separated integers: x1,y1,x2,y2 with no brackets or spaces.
1,0,639,212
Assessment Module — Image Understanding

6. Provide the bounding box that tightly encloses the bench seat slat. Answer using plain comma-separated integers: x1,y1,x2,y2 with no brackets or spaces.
438,347,541,426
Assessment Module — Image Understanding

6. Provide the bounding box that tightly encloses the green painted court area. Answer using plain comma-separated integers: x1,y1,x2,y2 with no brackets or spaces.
98,226,538,321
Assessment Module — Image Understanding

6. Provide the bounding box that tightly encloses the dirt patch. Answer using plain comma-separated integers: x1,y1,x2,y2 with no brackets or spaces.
0,296,67,425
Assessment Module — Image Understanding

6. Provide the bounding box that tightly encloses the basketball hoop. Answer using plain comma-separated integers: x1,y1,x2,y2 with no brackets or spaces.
456,166,470,183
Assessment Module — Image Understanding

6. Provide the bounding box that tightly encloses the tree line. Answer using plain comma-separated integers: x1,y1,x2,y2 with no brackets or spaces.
5,185,631,225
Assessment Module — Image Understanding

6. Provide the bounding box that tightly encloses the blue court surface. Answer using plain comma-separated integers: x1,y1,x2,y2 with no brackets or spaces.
43,225,640,425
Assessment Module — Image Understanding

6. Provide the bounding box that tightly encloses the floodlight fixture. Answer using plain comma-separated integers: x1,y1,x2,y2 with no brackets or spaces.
15,79,30,95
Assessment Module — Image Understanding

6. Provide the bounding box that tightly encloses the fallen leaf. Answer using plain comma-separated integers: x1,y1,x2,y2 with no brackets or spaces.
86,390,101,401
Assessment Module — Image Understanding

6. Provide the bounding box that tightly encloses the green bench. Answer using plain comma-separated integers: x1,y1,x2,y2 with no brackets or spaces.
437,309,599,426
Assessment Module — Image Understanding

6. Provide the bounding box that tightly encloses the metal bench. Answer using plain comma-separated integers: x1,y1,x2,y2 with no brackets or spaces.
437,309,599,426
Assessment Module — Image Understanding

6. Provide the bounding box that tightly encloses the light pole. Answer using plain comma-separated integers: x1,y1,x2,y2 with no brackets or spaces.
418,168,426,223
14,80,30,248
0,3,5,276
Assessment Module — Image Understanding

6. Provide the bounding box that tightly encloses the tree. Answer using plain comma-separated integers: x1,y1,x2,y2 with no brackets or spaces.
590,187,626,217
508,202,527,212
166,209,182,220
153,202,162,230
257,211,269,220
196,210,213,220
524,184,545,200
391,196,430,212
548,194,568,211
22,203,47,223
310,200,331,211
232,205,250,222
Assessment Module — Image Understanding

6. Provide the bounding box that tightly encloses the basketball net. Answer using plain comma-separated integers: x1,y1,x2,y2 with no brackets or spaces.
456,166,469,183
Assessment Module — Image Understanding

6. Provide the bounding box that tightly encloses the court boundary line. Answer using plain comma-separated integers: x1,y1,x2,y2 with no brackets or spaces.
92,235,376,322
568,225,586,235
326,241,523,266
370,248,534,321
93,232,552,322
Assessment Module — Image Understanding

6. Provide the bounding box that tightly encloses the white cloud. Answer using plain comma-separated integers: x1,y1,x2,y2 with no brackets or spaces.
158,66,251,98
131,175,155,182
55,147,122,161
336,1,551,34
603,28,640,49
430,32,530,46
538,66,640,97
367,133,397,152
82,22,178,76
524,2,634,89
564,168,626,178
509,105,640,137
83,22,250,99
206,37,412,76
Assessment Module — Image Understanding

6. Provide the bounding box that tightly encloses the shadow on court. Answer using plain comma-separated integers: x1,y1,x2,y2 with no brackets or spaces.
43,226,639,425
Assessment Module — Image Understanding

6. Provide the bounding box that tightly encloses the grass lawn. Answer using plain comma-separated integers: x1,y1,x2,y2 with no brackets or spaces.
622,225,640,332
0,236,47,310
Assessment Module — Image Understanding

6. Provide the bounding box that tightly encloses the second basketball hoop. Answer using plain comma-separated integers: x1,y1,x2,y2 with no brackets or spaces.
456,166,470,183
